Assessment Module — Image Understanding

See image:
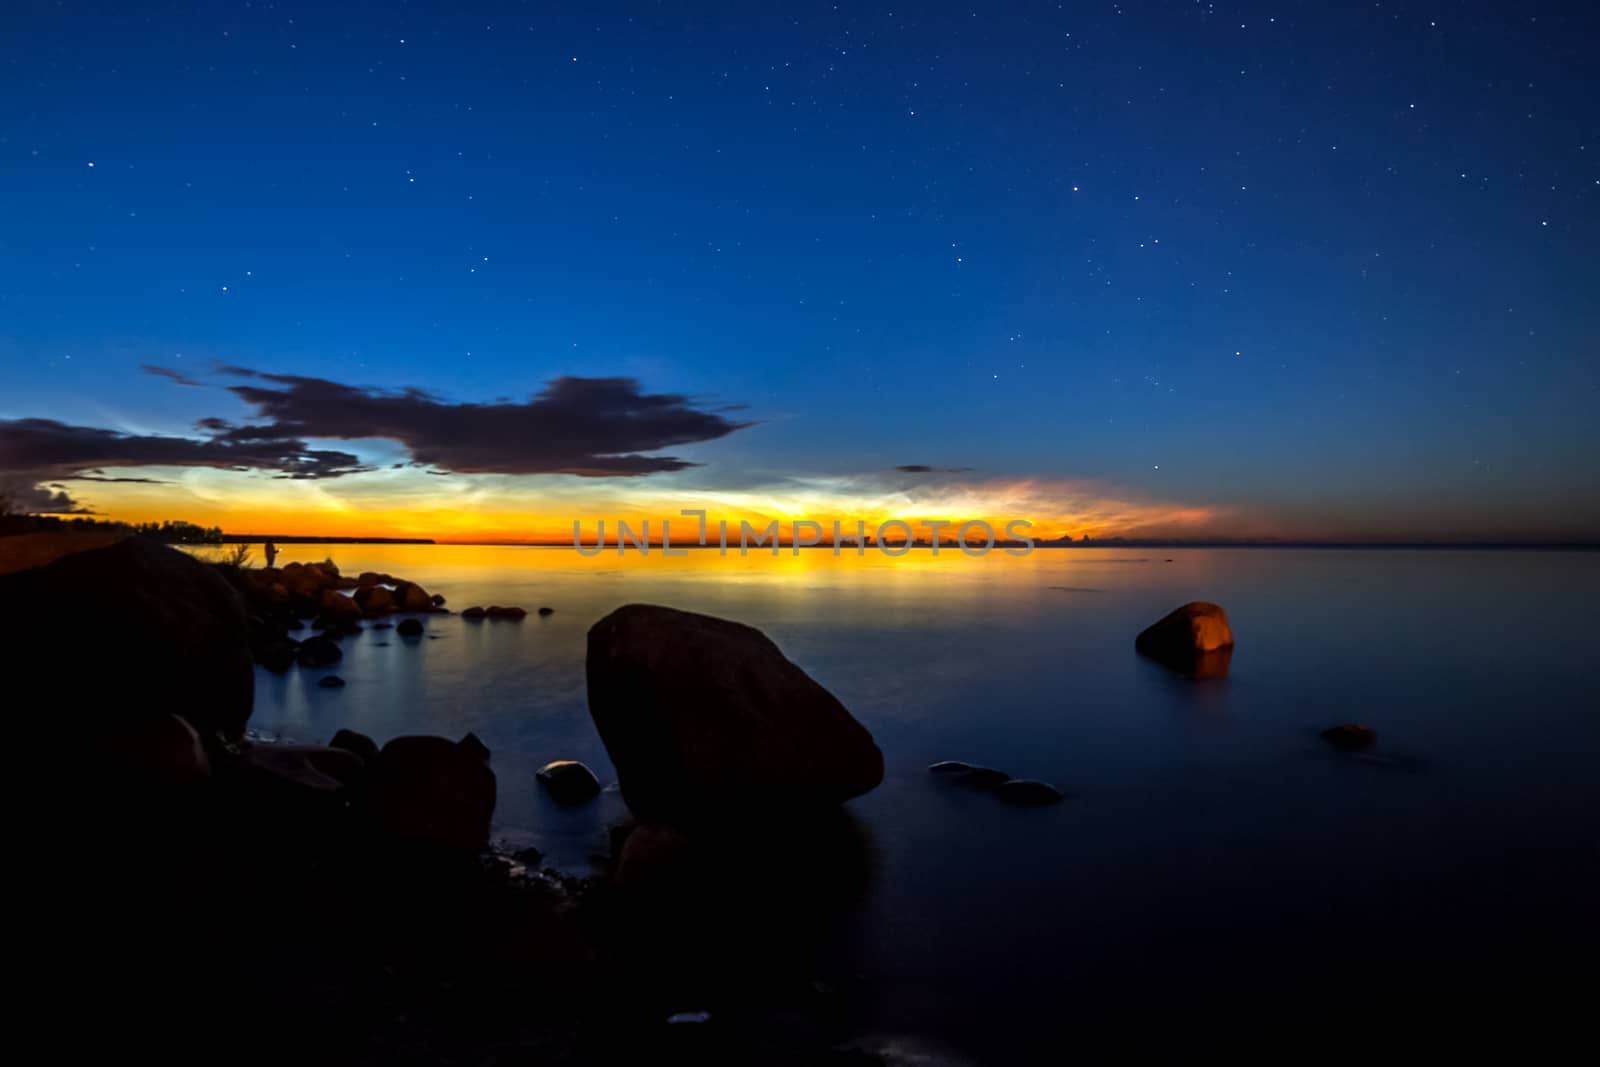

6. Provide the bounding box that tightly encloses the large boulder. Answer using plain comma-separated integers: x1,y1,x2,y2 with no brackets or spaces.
317,588,363,623
535,759,602,804
1135,601,1234,677
585,604,884,823
352,584,396,615
392,580,434,613
371,735,496,851
0,533,254,747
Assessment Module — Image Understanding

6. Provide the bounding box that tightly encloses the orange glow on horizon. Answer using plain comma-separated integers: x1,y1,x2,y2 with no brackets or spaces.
35,468,1237,544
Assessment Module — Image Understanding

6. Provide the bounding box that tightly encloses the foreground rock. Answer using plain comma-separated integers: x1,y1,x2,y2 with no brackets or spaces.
536,759,603,804
586,604,884,823
1135,601,1234,677
329,728,380,764
373,735,497,851
0,532,254,747
1321,723,1378,751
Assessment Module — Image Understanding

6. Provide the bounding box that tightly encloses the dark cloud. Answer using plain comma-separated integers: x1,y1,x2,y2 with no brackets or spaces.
0,417,371,508
0,371,754,512
218,371,754,477
893,464,975,474
142,364,203,387
0,479,89,514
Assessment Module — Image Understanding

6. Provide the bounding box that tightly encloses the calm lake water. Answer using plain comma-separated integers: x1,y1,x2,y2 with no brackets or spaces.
222,545,1598,1059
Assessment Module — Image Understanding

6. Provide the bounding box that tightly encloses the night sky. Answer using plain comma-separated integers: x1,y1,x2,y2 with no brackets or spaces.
2,1,1596,541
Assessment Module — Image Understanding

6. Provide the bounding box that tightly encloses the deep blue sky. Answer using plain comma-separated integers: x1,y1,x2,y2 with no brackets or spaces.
2,1,1596,538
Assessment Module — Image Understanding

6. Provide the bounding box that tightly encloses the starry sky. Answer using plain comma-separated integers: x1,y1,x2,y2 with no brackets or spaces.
1,1,1596,542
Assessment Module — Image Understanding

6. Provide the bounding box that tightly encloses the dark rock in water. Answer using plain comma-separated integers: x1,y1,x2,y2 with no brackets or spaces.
0,532,255,747
1321,723,1378,751
462,606,486,619
1135,601,1234,678
459,732,491,762
352,583,396,616
536,759,603,804
256,638,299,674
393,580,435,613
486,605,527,619
538,606,555,616
329,728,379,765
430,593,446,607
996,778,1065,805
396,618,425,637
296,634,343,668
317,588,364,623
586,603,885,822
953,766,1011,789
512,845,544,867
318,674,346,689
372,735,497,851
929,760,980,774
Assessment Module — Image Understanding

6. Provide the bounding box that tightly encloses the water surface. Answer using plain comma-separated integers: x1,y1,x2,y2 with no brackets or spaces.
233,545,1599,1058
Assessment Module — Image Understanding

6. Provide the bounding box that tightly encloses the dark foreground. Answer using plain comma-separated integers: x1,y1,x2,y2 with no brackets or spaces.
10,533,1597,1064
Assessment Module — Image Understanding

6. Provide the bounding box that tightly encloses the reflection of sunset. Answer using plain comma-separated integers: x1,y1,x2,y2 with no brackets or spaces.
75,469,1228,544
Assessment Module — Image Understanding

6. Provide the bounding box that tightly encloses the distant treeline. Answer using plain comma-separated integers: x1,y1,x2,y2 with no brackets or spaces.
0,512,225,543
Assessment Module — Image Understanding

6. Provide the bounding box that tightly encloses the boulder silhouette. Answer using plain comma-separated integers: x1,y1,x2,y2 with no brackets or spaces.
586,604,883,823
1135,601,1234,677
0,533,253,747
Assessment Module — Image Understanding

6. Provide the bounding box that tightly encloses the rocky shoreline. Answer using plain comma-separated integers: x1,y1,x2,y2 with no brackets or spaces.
6,533,897,1065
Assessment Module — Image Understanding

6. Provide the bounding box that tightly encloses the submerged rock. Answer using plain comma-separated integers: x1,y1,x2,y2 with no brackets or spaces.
296,634,343,668
486,605,527,619
952,766,1011,789
538,606,555,616
396,618,425,637
586,604,884,823
536,759,603,804
1135,601,1234,677
372,735,497,851
318,674,346,689
1321,723,1378,751
996,779,1065,805
928,760,982,774
256,638,299,674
